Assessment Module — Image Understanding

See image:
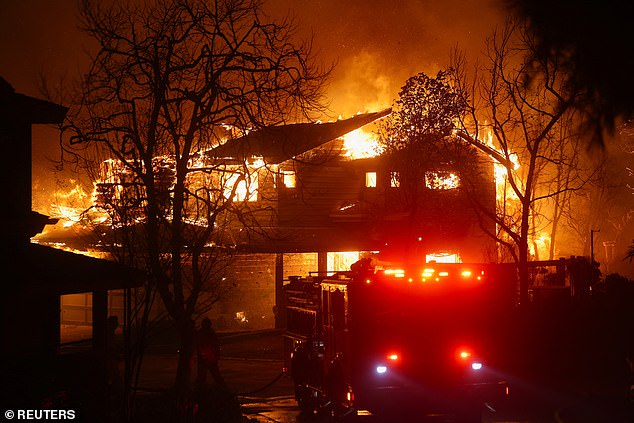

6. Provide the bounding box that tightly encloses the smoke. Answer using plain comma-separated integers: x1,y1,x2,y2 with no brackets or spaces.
265,0,505,118
2,0,505,214
327,51,396,116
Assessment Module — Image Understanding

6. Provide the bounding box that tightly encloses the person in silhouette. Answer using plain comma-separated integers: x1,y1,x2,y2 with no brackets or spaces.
195,317,225,386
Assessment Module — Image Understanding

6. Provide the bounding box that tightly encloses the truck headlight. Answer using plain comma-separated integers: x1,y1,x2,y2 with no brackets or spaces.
471,362,483,371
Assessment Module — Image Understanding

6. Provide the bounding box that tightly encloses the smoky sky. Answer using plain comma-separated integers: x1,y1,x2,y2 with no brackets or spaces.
264,0,504,116
0,0,503,210
1,0,504,114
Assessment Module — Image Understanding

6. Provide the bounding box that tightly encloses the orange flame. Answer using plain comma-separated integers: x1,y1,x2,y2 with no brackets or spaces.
342,128,383,160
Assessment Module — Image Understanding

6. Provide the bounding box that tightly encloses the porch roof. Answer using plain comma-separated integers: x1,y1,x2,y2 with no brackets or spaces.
8,244,144,295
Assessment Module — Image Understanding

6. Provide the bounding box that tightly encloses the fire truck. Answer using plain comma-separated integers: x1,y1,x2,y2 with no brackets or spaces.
283,257,510,422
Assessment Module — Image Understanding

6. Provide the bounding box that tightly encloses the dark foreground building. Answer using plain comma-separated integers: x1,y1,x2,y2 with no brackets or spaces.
0,78,143,420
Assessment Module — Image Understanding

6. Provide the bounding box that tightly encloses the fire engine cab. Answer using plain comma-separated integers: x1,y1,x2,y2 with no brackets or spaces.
284,257,509,422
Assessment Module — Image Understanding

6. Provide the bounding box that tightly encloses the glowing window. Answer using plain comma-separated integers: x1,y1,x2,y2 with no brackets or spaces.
390,171,400,188
426,253,460,263
425,171,459,190
327,251,360,272
282,171,296,188
365,172,377,188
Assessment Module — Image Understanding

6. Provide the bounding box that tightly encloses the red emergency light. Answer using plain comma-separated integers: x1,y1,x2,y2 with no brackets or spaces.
383,268,406,278
375,351,401,375
455,347,484,371
376,265,486,284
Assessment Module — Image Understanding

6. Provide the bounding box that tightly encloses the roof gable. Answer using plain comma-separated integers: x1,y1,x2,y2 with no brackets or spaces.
208,109,391,163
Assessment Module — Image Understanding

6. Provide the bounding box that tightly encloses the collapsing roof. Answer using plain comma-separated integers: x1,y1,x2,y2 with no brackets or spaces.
208,109,391,163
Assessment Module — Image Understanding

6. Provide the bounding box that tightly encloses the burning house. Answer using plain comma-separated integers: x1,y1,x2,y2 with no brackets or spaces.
197,109,496,328
35,107,496,331
207,109,496,256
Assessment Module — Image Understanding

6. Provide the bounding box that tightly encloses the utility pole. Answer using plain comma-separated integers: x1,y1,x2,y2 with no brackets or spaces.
590,228,601,290
590,228,600,265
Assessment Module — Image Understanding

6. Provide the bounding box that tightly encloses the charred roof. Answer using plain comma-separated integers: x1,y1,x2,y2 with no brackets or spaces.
207,109,391,163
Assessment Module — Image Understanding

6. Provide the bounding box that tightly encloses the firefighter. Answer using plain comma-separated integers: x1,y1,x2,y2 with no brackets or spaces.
350,256,374,276
195,317,225,387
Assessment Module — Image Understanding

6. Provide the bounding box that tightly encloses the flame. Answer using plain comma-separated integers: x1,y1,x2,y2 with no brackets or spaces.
426,253,461,263
425,171,460,190
48,181,101,227
529,233,552,260
327,251,360,272
343,128,384,160
481,130,521,202
221,158,265,202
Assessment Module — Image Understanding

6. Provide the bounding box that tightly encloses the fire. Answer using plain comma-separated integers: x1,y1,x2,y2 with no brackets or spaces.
343,128,384,160
327,251,360,272
530,233,552,260
425,171,460,190
48,181,101,228
223,171,258,202
480,130,520,202
220,157,265,202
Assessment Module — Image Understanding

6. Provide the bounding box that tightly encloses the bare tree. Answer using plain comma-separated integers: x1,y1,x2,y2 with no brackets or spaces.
570,122,634,268
453,20,594,305
62,0,329,414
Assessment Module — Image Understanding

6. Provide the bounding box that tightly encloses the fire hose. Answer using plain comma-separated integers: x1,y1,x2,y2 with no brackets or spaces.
236,370,287,396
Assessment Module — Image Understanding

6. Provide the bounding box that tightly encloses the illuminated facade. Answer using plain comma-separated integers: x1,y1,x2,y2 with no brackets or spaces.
204,110,496,328
37,108,496,330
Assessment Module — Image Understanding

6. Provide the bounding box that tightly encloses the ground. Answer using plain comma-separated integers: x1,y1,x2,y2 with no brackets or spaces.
60,326,633,422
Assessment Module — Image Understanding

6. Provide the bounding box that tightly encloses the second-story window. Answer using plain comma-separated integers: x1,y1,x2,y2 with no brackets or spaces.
425,171,460,190
365,171,377,188
224,172,258,202
390,171,400,188
282,171,296,188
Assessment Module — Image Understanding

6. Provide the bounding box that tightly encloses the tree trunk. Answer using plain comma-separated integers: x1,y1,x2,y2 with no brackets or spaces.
518,195,532,306
518,242,530,306
173,318,196,421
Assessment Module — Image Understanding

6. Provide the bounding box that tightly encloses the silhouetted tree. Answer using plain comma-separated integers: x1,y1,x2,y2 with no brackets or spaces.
375,70,486,258
453,20,593,305
506,0,634,147
62,0,329,417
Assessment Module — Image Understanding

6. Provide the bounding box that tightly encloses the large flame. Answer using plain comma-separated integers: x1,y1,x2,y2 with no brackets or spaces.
48,181,103,228
530,232,552,260
343,128,384,160
481,130,520,202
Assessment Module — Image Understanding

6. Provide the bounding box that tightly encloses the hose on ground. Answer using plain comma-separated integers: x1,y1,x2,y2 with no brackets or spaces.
236,371,287,396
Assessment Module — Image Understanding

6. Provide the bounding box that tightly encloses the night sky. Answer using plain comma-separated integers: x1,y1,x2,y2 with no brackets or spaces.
0,0,504,112
0,0,504,209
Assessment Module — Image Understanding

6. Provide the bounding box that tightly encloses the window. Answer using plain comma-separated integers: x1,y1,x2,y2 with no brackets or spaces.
365,171,377,188
276,170,296,188
426,252,461,263
425,171,460,190
282,171,296,188
390,171,400,188
327,251,360,272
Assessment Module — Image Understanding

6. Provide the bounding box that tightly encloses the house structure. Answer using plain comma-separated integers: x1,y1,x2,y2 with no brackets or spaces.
33,107,496,331
0,77,143,417
202,110,497,329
